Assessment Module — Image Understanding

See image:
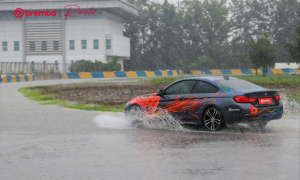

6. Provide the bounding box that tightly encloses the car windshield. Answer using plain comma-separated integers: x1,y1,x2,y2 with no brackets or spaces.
216,79,264,91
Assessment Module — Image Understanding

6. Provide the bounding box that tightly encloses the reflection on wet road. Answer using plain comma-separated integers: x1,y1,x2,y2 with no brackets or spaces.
0,79,299,180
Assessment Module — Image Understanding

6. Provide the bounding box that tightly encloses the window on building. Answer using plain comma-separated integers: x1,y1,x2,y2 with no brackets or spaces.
69,40,75,50
14,41,19,51
30,41,35,51
93,40,99,49
2,41,7,51
106,39,111,49
41,41,47,51
81,40,87,49
53,41,59,51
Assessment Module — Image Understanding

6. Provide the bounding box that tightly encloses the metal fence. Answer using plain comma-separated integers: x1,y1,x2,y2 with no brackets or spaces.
0,62,60,75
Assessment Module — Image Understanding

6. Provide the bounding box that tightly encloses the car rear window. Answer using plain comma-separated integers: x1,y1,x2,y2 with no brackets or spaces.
215,79,264,91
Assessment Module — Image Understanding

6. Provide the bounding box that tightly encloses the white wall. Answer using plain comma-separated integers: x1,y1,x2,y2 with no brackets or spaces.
0,21,23,62
65,18,106,63
274,63,300,69
65,13,125,67
106,34,130,57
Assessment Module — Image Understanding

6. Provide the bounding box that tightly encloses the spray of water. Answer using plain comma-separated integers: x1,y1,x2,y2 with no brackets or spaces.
92,109,186,131
92,113,133,129
281,95,300,117
266,95,300,130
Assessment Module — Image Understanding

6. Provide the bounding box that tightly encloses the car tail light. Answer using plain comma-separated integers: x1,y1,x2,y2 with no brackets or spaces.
275,94,280,101
248,98,256,102
233,96,256,103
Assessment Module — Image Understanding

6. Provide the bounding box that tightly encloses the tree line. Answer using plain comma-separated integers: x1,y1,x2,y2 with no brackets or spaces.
69,56,121,72
123,0,300,71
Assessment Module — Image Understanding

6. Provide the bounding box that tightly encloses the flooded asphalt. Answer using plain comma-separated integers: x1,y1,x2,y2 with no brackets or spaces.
0,78,299,180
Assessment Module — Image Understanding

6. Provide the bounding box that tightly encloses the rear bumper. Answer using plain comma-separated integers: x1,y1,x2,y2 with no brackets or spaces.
224,102,283,124
240,112,283,124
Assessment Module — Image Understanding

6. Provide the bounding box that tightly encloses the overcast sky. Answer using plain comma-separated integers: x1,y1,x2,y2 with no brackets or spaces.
157,0,184,5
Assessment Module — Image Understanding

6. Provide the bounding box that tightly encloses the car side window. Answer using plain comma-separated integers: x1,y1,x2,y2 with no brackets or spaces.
164,80,196,95
190,81,219,94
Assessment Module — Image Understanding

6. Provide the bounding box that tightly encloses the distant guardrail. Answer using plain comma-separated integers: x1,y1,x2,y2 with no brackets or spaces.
63,70,182,78
63,68,299,79
2,68,298,83
190,68,299,75
0,74,35,83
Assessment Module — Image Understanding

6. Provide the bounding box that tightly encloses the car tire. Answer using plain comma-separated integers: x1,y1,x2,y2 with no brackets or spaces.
125,105,145,125
202,107,223,131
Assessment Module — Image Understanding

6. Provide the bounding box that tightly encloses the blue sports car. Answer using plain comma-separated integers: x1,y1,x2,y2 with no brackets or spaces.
125,76,283,131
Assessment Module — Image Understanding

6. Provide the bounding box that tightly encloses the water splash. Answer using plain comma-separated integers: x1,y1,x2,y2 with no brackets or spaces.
126,108,186,131
281,94,300,120
92,113,132,129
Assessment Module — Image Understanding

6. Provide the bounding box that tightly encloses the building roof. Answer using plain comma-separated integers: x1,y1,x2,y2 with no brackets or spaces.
0,0,138,17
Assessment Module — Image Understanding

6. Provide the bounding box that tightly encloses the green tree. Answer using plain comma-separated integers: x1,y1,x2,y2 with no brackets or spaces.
192,55,214,69
157,0,184,69
285,25,300,65
124,0,164,70
229,0,277,68
274,0,300,62
248,33,278,77
69,58,121,72
182,0,231,68
70,60,94,72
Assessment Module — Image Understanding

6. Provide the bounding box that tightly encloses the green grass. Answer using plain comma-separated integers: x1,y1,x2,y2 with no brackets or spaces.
18,87,56,101
18,87,125,112
142,74,300,87
231,74,300,87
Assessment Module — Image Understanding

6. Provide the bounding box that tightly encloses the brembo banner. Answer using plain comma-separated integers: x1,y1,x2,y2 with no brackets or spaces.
14,5,96,20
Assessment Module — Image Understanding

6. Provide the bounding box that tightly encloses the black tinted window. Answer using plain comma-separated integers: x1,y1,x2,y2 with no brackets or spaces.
216,79,264,91
191,81,219,93
164,80,196,95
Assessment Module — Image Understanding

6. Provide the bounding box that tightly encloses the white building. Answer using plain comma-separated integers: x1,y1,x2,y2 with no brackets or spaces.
274,63,300,69
0,0,138,72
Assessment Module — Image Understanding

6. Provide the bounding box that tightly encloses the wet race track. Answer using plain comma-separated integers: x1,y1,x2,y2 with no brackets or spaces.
0,78,299,180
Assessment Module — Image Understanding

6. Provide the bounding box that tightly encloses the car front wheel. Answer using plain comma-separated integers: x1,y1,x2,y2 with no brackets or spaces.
202,107,223,131
125,105,145,125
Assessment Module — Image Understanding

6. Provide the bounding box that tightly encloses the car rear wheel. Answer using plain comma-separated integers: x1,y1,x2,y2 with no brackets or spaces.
202,107,223,131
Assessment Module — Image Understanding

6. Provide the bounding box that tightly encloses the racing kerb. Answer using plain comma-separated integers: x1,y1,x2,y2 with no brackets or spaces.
63,70,182,78
1,68,298,82
0,74,35,83
63,68,299,79
190,68,299,75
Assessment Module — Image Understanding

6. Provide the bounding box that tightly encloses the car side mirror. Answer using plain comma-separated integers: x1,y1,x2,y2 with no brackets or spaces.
157,89,164,96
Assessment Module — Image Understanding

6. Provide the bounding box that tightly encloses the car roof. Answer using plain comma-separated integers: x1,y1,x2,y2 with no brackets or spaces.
185,76,238,81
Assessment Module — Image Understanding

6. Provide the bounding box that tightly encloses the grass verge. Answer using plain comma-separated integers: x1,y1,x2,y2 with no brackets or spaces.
231,74,300,87
18,87,125,112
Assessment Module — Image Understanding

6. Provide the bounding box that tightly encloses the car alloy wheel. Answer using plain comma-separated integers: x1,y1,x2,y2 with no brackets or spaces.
203,107,222,131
